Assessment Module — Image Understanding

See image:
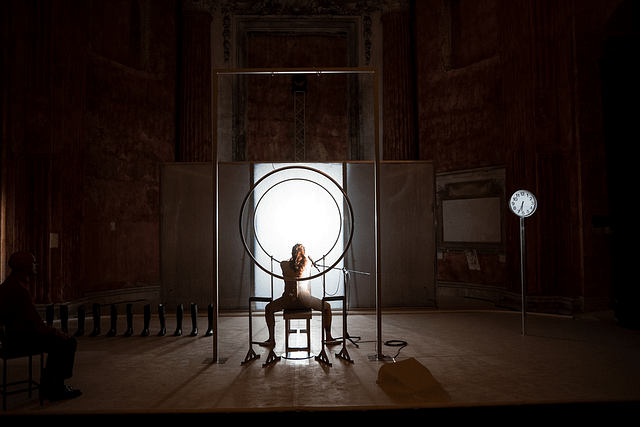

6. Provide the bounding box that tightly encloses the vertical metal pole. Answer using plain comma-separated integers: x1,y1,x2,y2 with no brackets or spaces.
321,255,326,296
373,70,383,359
520,216,526,335
270,257,274,299
322,255,326,344
212,72,219,363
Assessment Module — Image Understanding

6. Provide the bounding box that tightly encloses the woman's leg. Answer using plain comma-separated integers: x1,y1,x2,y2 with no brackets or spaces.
300,294,334,341
322,300,334,341
263,296,287,346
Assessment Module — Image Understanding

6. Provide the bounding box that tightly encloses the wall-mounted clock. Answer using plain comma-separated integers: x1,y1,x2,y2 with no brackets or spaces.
509,189,537,217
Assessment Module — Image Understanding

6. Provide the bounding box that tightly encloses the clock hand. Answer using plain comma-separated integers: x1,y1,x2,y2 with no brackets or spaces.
520,201,524,211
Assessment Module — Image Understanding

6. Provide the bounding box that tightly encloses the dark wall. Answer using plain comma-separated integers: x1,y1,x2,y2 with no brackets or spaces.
83,0,176,294
585,0,640,322
413,0,625,313
1,0,176,302
414,0,506,292
1,0,91,302
414,0,503,173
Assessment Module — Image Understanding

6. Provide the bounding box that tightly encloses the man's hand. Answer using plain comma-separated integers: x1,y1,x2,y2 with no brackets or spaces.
54,329,73,340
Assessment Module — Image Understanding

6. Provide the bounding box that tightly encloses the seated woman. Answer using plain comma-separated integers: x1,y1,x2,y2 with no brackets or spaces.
262,244,334,347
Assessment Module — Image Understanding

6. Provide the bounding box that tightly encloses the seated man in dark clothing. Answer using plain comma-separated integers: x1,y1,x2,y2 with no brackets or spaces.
0,251,82,402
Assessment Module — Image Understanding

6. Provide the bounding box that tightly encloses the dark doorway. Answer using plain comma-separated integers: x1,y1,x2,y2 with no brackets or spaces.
599,36,640,329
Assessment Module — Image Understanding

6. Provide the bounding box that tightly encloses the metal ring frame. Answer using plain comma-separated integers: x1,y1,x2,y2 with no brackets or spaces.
239,165,355,282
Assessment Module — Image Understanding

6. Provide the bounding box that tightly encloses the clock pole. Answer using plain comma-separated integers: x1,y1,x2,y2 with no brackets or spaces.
510,189,536,335
519,216,526,335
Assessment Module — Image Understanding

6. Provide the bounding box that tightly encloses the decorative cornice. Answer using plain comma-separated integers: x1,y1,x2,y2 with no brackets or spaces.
381,0,410,14
223,0,381,16
220,0,385,66
182,0,218,15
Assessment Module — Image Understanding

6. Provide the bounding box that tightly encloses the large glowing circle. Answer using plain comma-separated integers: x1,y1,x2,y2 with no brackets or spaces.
239,165,354,282
253,177,343,264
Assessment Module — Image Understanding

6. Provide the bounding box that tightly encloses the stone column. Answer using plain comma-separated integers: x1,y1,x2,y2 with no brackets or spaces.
177,0,214,162
381,0,416,160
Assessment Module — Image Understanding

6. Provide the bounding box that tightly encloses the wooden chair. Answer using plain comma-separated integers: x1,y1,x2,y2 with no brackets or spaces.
284,308,312,357
0,326,44,411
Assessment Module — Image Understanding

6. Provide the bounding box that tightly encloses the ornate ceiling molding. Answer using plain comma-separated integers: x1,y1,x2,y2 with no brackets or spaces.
381,0,410,14
182,0,218,15
223,1,382,16
220,0,385,66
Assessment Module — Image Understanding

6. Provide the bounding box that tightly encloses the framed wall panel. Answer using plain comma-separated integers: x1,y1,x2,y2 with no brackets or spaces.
436,166,506,255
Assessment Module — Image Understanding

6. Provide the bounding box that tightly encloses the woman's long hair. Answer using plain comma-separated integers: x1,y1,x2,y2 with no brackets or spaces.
289,244,307,274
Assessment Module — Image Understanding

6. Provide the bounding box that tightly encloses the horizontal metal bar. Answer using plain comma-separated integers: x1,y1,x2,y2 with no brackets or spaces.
215,67,375,76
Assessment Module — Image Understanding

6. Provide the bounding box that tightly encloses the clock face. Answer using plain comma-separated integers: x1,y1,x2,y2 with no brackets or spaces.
509,190,537,217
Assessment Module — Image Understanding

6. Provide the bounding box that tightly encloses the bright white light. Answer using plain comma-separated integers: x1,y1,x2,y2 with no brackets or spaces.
253,163,345,304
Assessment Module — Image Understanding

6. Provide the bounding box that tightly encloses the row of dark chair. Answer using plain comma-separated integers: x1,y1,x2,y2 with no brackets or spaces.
45,302,215,338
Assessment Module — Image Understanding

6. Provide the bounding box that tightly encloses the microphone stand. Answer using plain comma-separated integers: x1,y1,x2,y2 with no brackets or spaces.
314,260,370,348
338,266,369,348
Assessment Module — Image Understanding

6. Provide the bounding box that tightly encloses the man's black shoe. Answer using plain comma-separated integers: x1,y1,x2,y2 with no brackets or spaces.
48,385,83,402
